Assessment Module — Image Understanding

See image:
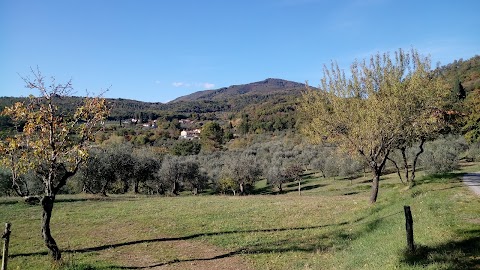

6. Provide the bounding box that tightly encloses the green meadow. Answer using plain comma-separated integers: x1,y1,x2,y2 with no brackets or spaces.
1,164,479,270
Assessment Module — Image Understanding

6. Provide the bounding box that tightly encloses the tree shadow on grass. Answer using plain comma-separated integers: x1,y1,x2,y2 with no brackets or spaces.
55,195,141,204
112,237,338,269
0,200,20,205
9,220,350,258
416,172,464,185
428,184,466,193
111,217,387,269
9,211,398,269
30,221,480,270
359,178,372,184
400,230,480,269
0,195,142,206
253,178,326,195
252,184,274,195
282,183,326,194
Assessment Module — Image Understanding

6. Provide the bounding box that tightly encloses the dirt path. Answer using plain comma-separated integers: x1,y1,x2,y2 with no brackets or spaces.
463,172,480,196
100,238,254,270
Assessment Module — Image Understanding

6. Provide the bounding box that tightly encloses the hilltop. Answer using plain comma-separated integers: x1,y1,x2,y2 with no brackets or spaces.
1,55,479,131
171,78,306,103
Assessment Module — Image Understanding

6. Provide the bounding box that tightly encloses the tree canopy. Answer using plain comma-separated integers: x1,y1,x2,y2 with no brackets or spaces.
200,121,224,151
300,48,448,203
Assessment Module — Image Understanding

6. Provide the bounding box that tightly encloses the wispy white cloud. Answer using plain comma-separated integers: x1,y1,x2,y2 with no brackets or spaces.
172,81,215,89
172,82,188,87
197,82,215,89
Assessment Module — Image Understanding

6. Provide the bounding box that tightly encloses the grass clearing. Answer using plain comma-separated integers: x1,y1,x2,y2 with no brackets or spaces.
1,164,480,269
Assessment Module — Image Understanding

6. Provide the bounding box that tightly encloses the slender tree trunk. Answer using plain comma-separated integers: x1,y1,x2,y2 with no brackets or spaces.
298,181,301,195
172,181,179,195
100,181,109,197
387,157,404,185
239,182,245,195
2,223,11,270
410,138,425,186
41,196,61,260
370,172,380,204
122,180,129,193
133,180,139,194
401,147,409,183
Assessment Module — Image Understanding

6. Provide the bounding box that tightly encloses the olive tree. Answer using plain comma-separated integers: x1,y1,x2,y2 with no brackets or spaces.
157,155,206,195
222,152,262,195
0,69,109,260
157,155,183,195
301,48,447,203
80,147,115,196
131,147,162,193
420,135,467,174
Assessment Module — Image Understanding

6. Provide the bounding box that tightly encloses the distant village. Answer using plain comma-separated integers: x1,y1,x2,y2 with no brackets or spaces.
122,118,202,140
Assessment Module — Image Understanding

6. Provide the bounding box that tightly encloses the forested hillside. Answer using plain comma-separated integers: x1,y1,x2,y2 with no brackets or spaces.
171,78,306,102
438,55,480,91
2,56,479,128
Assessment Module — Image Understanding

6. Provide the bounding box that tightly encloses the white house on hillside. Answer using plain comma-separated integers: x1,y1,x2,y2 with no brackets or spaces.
180,129,201,140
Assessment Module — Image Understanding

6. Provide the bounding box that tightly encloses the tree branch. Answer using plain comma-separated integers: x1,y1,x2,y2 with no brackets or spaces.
387,156,405,185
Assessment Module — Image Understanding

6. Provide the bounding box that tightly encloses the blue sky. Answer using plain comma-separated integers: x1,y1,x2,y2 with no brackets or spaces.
1,0,479,102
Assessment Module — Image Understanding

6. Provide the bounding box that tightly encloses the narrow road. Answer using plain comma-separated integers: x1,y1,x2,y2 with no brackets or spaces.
463,172,480,196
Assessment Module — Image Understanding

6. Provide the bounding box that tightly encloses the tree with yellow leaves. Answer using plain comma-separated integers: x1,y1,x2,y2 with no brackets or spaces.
0,69,109,260
300,49,448,203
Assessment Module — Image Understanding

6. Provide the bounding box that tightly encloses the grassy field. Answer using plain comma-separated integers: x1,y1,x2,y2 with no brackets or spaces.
1,164,480,269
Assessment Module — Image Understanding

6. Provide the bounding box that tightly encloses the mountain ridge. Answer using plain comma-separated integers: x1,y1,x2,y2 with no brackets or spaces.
170,78,307,103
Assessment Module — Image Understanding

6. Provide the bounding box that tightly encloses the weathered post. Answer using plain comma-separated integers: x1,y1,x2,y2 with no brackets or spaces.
2,223,11,270
404,206,415,252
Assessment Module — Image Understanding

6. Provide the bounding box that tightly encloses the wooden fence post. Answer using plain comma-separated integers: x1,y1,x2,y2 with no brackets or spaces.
404,206,415,252
1,223,11,270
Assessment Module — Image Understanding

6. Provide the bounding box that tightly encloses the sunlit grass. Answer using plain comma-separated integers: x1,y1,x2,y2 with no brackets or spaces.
1,164,479,269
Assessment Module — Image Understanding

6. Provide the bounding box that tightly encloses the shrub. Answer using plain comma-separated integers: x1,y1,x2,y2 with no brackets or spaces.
466,142,480,162
420,136,467,174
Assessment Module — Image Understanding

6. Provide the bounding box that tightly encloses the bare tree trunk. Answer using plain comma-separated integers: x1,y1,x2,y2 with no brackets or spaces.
100,180,109,196
41,196,61,260
370,173,380,204
172,181,179,195
401,147,409,183
133,180,139,194
365,150,389,204
2,223,11,270
410,138,425,186
387,157,405,185
239,182,245,195
122,180,129,193
298,181,301,195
